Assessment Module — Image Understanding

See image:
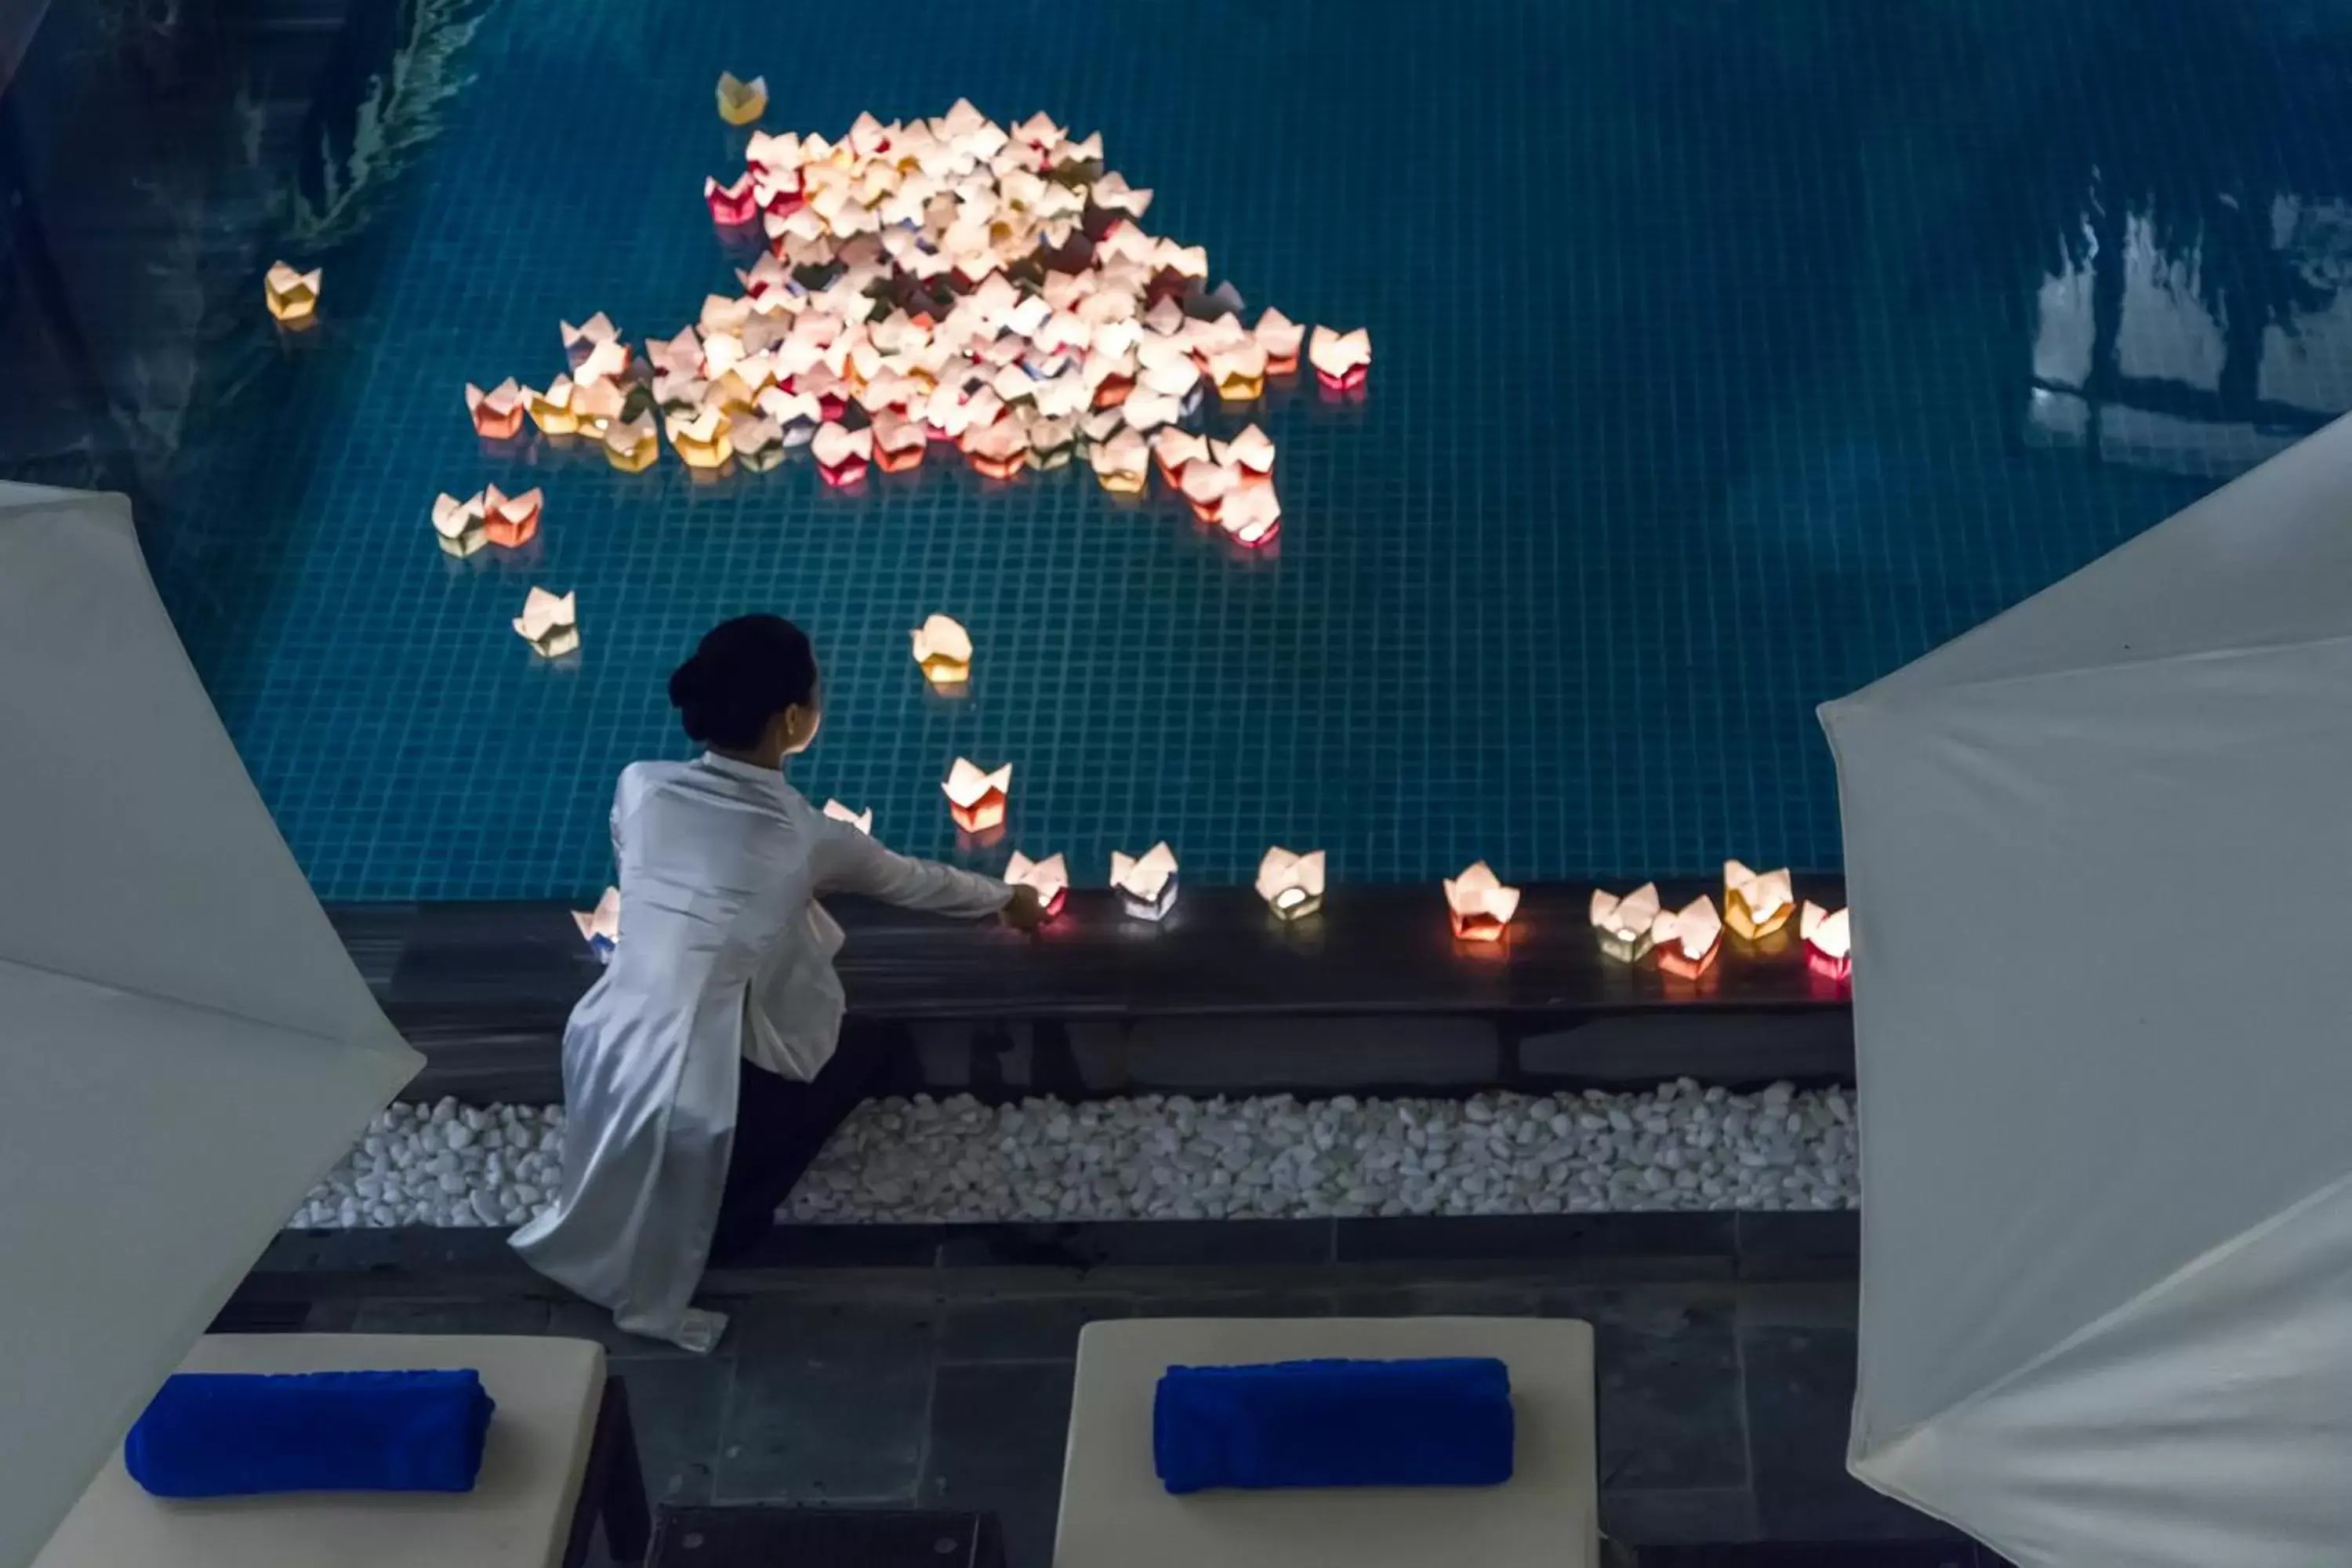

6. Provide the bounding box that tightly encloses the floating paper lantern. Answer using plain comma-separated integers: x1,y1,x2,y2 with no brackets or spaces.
1117,387,1185,433
965,417,1030,481
1027,416,1078,470
1215,423,1276,478
1722,859,1795,940
1800,901,1851,980
758,386,824,445
1220,484,1282,548
431,492,488,557
573,887,619,960
1589,883,1661,963
561,313,620,371
525,377,579,436
1255,847,1326,921
1209,341,1269,401
604,413,659,473
1092,171,1152,216
263,261,321,325
653,370,710,412
822,800,874,835
811,421,872,486
572,378,626,436
1254,307,1304,372
872,410,927,472
706,173,760,227
716,71,768,126
574,338,631,389
1444,862,1520,943
513,587,579,658
666,405,734,469
910,615,972,687
942,757,1012,834
1152,428,1207,485
1651,895,1723,979
466,379,528,441
1111,842,1180,922
731,414,787,470
483,485,543,549
1091,428,1149,493
1308,325,1372,392
1005,851,1069,917
1179,459,1238,524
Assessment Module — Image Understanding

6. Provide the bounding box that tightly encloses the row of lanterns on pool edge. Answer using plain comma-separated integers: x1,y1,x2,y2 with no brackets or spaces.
572,851,1853,981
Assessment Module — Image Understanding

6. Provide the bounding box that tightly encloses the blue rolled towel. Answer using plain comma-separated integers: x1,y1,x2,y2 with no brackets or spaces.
125,1370,496,1497
1154,1356,1513,1494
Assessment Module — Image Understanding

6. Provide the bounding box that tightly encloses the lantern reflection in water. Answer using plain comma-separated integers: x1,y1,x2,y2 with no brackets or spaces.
1111,842,1180,922
1255,848,1326,921
941,758,1012,834
1444,862,1520,943
1005,851,1069,918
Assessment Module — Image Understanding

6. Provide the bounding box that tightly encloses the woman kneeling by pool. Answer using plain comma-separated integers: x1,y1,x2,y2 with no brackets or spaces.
514,614,1047,1352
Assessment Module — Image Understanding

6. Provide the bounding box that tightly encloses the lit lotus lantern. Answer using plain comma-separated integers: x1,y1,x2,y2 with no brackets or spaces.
1255,847,1327,921
525,377,579,436
706,366,763,415
757,386,823,445
1209,341,1269,402
1029,368,1091,421
745,130,797,172
1180,459,1238,524
573,338,631,389
571,378,626,436
1214,423,1276,479
869,410,926,472
1027,416,1078,470
1443,862,1521,943
910,615,972,687
1111,842,1180,922
648,328,702,379
513,587,579,659
942,757,1012,834
561,313,619,371
990,362,1040,408
466,379,528,441
964,417,1030,481
1139,296,1186,336
263,261,321,326
1651,895,1724,980
716,71,768,126
706,173,760,227
1138,350,1203,413
666,405,734,469
731,414,786,471
1152,428,1208,485
811,421,872,486
1220,484,1281,548
1588,883,1662,962
1254,307,1304,372
1800,901,1852,981
1084,347,1137,408
1118,387,1184,433
431,492,488,558
1091,428,1149,493
573,887,619,961
1153,241,1209,281
603,413,660,473
652,371,710,412
482,485,543,549
822,800,874,835
1091,171,1152,217
1308,325,1372,392
1005,851,1069,918
1722,859,1795,940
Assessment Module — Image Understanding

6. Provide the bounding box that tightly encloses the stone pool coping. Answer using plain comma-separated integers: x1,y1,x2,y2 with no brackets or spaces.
329,877,1853,1103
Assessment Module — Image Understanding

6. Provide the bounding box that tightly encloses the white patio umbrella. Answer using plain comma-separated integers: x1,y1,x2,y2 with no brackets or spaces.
1821,416,2352,1567
0,484,419,1568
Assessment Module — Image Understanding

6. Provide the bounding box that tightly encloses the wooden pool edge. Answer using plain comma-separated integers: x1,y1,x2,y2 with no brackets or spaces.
329,878,1853,1103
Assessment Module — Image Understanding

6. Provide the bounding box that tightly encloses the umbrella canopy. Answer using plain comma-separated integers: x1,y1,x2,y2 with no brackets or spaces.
1821,417,2352,1567
0,485,419,1568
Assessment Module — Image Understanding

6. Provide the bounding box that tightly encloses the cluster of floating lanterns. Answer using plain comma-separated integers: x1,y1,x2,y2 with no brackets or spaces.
405,96,1375,665
1590,862,1851,983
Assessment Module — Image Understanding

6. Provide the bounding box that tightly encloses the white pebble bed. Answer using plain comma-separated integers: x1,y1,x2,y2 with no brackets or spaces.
289,1081,1857,1229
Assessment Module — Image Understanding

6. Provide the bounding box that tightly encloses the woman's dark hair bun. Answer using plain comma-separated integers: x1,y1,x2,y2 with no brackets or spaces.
668,615,818,750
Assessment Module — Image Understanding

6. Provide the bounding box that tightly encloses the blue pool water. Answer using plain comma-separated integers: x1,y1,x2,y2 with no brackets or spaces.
129,0,2352,901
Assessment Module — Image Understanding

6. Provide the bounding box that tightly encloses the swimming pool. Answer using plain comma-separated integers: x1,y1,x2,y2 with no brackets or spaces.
97,0,2352,900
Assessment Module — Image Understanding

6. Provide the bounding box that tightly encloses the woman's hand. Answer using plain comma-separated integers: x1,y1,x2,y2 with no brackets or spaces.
1000,884,1050,931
